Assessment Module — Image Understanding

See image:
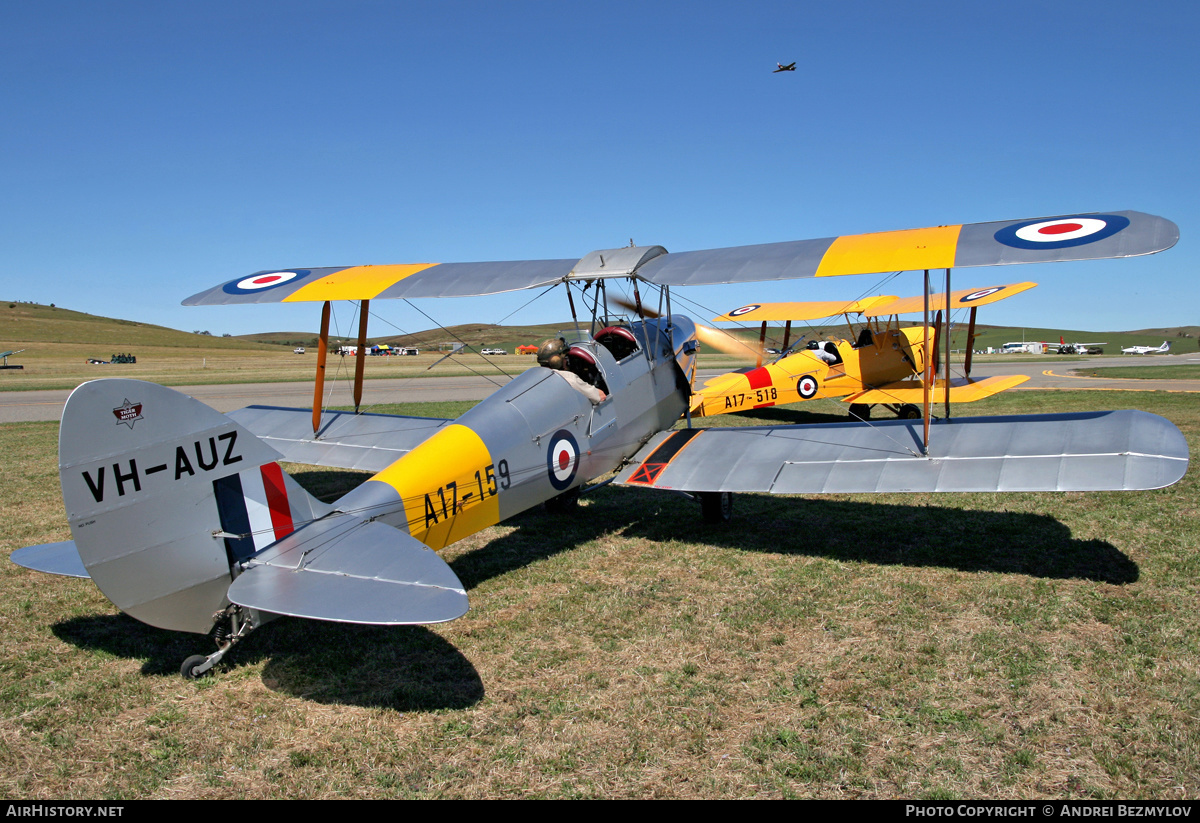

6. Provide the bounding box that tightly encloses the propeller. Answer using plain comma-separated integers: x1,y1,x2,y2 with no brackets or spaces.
607,296,765,360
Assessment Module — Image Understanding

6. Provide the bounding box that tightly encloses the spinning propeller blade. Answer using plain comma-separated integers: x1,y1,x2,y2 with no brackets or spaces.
608,296,764,360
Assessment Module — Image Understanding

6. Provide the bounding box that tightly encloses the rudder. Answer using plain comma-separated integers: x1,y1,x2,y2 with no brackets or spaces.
58,379,329,634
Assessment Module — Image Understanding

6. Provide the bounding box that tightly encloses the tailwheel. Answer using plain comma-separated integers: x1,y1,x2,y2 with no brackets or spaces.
848,403,871,421
699,491,733,524
180,605,258,680
181,655,211,680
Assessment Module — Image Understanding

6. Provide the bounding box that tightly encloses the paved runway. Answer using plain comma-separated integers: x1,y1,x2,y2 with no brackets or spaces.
2,354,1197,423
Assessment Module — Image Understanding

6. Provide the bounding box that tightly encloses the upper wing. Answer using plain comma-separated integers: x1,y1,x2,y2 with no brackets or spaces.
713,283,1035,323
616,410,1187,494
183,259,579,305
228,406,454,472
183,212,1176,304
640,212,1176,287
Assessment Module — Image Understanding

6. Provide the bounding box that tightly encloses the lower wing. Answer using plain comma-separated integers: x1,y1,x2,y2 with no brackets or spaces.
616,411,1187,494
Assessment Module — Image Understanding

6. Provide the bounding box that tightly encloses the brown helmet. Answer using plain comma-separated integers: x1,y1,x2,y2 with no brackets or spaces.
536,338,567,370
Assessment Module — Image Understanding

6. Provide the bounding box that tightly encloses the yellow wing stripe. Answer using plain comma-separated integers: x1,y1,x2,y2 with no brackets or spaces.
814,225,962,278
863,282,1037,316
845,375,1029,405
369,423,501,551
283,263,440,302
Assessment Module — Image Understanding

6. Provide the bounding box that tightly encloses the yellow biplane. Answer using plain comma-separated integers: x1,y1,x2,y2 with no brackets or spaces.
692,282,1036,421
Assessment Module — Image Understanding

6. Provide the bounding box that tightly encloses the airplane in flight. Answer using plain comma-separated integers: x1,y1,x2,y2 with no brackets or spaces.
10,211,1188,679
774,62,797,73
1122,341,1171,355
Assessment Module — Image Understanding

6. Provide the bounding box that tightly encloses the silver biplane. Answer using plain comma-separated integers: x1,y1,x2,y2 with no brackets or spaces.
12,211,1189,678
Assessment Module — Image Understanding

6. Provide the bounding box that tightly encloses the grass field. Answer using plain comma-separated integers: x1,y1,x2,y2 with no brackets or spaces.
1,389,1196,799
6,299,1198,393
1074,365,1200,380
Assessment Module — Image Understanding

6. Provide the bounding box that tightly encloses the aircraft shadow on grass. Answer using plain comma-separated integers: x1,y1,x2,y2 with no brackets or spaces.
51,409,1138,711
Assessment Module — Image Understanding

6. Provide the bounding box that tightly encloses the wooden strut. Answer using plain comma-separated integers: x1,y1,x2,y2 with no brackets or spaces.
312,301,331,435
354,299,369,412
757,322,767,368
964,305,978,378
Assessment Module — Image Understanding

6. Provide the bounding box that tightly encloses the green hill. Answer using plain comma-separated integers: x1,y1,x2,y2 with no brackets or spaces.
2,300,279,351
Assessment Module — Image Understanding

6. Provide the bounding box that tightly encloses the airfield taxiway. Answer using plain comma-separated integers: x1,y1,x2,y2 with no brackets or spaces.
2,354,1197,424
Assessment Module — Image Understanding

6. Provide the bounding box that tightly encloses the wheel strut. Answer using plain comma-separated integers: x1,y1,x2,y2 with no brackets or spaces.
181,605,257,680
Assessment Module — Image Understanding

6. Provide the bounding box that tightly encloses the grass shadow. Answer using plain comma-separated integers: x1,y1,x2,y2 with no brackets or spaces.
53,614,484,711
454,484,1138,586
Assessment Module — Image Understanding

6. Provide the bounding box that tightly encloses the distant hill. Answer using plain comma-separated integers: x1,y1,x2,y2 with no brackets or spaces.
7,298,1195,357
237,321,579,353
2,300,280,351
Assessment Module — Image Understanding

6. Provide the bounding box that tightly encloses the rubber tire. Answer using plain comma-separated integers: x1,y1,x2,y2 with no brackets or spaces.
848,403,871,421
181,655,210,680
544,487,580,513
897,404,922,420
699,491,733,524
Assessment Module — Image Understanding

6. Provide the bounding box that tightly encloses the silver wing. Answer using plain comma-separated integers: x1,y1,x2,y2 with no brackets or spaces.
616,411,1188,494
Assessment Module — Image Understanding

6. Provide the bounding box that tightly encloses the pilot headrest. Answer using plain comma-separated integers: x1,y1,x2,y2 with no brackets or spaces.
595,326,636,344
567,346,597,366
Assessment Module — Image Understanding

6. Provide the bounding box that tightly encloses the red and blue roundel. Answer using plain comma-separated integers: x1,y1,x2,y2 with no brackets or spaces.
547,430,580,491
796,374,819,399
994,215,1130,250
960,286,1005,303
222,270,313,296
728,304,761,317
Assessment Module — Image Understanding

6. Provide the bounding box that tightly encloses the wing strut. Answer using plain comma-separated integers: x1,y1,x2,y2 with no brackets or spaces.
353,300,370,412
964,304,977,378
313,301,331,434
922,270,931,453
944,268,952,420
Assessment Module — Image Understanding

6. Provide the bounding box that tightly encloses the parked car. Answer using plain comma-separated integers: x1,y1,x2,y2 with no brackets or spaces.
481,348,508,355
294,347,306,354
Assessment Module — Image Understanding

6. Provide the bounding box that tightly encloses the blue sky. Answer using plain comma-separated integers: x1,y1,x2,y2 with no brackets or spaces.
2,0,1197,339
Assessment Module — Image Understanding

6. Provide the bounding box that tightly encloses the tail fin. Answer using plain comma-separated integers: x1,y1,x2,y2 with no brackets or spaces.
57,379,329,634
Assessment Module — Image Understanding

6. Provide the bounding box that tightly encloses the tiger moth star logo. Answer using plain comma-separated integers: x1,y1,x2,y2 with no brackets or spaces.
112,398,144,429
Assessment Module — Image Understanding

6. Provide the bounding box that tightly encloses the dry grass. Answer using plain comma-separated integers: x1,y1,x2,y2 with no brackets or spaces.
0,391,1197,799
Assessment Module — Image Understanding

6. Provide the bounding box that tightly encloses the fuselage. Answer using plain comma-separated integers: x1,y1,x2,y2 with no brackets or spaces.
332,317,696,549
692,325,931,417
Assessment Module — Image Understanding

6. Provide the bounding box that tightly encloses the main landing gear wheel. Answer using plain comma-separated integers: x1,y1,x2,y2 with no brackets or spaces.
544,486,581,513
897,404,921,420
848,403,871,421
699,491,733,524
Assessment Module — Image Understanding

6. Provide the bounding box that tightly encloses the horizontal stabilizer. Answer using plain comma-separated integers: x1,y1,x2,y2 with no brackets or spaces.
10,541,89,578
845,375,1029,405
228,516,467,625
229,406,453,472
617,410,1188,494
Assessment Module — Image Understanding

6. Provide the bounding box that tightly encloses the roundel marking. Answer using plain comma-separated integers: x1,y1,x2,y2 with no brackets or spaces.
960,286,1004,303
728,304,761,317
994,214,1130,250
797,374,819,399
223,270,310,296
547,429,580,490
